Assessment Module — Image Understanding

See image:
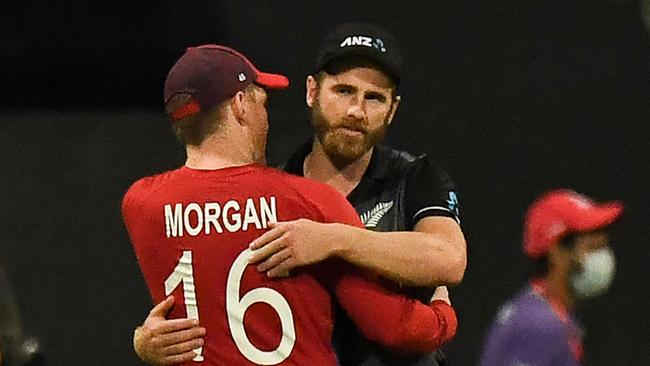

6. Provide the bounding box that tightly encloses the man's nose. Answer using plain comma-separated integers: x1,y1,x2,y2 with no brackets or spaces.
347,98,365,119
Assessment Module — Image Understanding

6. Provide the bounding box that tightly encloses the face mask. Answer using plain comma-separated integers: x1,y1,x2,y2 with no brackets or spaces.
570,247,616,299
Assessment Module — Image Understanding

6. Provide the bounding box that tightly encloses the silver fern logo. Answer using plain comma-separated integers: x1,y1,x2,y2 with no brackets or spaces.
360,201,394,228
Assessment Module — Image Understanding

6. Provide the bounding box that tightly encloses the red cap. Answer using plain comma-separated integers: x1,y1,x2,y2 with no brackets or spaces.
523,189,624,258
164,44,289,120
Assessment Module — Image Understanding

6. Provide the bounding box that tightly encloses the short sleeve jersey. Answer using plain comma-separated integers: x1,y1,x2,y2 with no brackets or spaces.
283,141,462,366
284,142,460,233
122,165,457,366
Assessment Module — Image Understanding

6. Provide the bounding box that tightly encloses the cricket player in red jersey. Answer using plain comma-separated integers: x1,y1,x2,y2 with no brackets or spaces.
122,45,457,365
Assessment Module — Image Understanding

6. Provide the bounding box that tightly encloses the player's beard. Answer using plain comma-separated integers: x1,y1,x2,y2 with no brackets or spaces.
249,119,268,165
311,98,389,169
252,136,267,165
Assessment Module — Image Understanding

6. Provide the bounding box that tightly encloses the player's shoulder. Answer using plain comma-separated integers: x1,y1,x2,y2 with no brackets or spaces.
122,168,182,207
272,168,343,202
499,287,566,337
263,166,361,226
376,144,419,172
375,145,448,178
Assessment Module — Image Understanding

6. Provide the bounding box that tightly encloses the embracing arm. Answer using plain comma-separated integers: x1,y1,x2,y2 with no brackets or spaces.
249,216,466,287
132,296,206,365
329,262,458,352
249,157,466,287
332,216,466,287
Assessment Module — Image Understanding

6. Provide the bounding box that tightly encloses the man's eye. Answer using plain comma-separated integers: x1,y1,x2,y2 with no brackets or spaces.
366,94,386,103
335,87,352,95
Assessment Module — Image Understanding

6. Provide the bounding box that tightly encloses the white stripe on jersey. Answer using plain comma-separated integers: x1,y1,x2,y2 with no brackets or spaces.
413,206,460,224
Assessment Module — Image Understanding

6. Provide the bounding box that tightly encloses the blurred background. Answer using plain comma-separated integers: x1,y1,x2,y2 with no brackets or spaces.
1,0,649,364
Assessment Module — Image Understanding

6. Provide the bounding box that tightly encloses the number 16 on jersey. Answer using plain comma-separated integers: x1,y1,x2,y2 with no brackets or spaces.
164,249,297,364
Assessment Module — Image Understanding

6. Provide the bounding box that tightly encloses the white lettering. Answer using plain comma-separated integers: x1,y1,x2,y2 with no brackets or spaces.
242,198,261,231
164,197,277,237
165,203,183,238
340,35,373,48
260,196,277,227
184,203,203,237
222,200,242,232
204,203,223,234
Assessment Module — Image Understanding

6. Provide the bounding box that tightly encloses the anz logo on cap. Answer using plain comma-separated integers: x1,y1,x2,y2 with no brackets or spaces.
238,72,247,82
339,35,387,53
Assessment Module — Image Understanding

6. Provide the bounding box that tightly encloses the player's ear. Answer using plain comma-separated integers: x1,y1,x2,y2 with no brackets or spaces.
306,75,318,108
230,90,247,123
386,95,401,125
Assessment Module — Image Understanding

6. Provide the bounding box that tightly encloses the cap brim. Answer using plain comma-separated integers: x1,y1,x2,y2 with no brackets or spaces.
256,72,289,89
317,47,400,84
573,202,624,231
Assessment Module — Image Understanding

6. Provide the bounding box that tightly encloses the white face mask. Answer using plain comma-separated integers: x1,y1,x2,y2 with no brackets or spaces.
571,247,616,299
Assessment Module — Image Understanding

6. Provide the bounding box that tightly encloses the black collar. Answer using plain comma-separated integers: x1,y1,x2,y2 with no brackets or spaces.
283,139,312,176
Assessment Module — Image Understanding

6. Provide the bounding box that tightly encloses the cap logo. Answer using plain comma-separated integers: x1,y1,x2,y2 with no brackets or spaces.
372,38,387,52
568,192,592,209
238,72,247,82
340,35,387,53
545,221,567,239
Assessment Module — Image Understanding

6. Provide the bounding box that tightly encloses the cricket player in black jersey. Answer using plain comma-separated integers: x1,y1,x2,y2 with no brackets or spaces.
133,23,466,366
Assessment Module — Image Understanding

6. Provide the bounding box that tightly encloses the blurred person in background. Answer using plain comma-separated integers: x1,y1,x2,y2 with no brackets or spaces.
479,189,623,366
0,258,42,366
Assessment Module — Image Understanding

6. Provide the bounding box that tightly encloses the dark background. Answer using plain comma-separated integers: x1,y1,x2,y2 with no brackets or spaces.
2,1,649,365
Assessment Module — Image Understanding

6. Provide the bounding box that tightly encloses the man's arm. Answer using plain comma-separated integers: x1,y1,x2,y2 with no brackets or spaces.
248,216,466,287
338,215,466,286
325,260,458,352
249,156,467,287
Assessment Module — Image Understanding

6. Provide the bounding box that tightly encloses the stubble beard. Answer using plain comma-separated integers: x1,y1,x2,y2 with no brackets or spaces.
249,117,268,165
311,99,389,169
252,128,268,165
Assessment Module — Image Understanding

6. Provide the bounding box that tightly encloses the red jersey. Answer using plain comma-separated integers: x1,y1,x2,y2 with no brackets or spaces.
122,165,457,365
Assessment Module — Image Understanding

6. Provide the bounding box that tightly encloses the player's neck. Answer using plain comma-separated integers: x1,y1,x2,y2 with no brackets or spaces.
304,139,373,197
542,272,575,312
185,136,258,170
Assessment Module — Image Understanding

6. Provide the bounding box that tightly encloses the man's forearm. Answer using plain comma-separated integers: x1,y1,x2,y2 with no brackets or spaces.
331,219,466,287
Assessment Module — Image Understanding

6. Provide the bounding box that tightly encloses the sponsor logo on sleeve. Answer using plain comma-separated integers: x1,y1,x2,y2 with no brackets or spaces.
447,191,460,218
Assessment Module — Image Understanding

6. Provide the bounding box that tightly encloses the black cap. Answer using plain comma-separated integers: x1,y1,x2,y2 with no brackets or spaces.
316,23,402,84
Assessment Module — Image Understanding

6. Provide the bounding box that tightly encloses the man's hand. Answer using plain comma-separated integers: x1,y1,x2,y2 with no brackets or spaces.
134,296,206,365
430,286,451,306
248,219,342,277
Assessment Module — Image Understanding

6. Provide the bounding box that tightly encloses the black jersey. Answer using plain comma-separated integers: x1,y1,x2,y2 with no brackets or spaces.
283,140,461,366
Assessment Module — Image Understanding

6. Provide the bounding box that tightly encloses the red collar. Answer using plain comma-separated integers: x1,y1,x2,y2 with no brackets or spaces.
530,278,571,321
530,278,583,362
